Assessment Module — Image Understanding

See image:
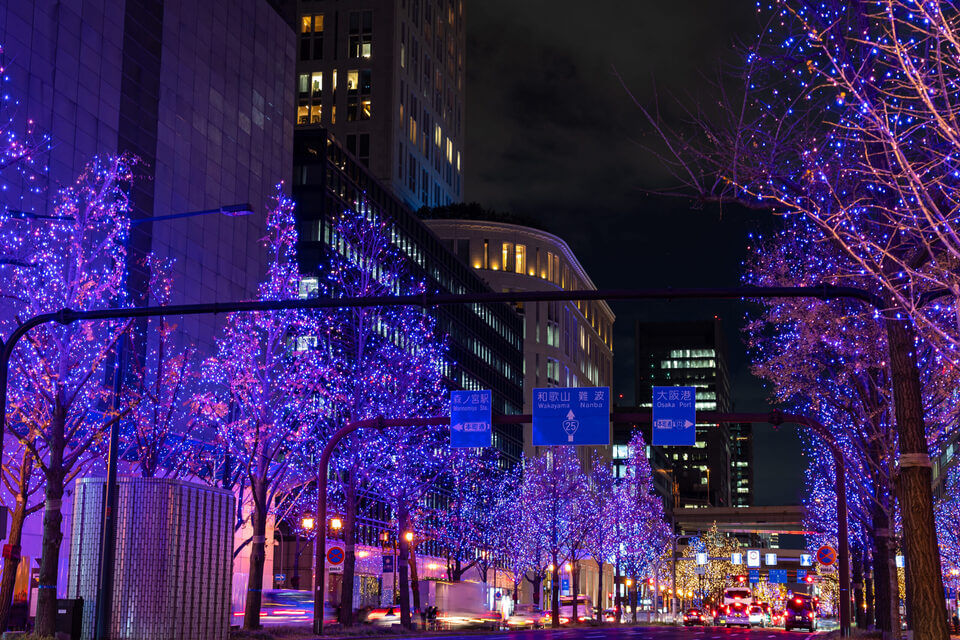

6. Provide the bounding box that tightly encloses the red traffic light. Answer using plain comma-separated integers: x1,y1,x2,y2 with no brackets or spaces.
737,575,747,583
647,578,654,586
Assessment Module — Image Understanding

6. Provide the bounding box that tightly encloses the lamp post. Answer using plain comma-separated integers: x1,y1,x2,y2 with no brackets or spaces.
94,203,252,640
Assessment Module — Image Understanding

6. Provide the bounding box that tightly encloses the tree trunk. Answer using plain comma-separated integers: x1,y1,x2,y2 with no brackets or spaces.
525,571,542,608
34,470,65,638
885,318,949,639
851,551,866,629
872,448,895,634
410,543,421,620
613,560,621,621
397,504,412,629
0,496,28,630
339,475,357,626
243,480,268,630
571,561,578,623
865,559,875,630
630,577,638,623
595,560,604,624
551,552,560,628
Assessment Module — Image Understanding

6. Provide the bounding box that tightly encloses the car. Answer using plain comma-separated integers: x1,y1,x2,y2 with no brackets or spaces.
539,610,570,625
748,605,767,627
232,589,337,627
602,608,620,623
683,608,706,626
784,595,817,632
724,602,751,627
506,604,543,629
558,594,595,622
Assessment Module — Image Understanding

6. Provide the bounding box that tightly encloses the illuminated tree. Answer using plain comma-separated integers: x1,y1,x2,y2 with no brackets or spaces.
0,44,49,203
936,470,960,581
122,255,198,477
521,447,586,627
315,204,449,628
192,186,324,630
634,3,960,633
0,438,43,629
583,453,617,621
1,154,136,636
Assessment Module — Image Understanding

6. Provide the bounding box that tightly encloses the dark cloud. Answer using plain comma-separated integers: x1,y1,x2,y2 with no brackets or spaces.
465,0,805,504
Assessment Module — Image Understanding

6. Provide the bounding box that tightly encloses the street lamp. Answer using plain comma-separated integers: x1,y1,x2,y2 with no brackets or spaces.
95,202,255,640
330,517,343,531
404,531,414,543
301,516,315,531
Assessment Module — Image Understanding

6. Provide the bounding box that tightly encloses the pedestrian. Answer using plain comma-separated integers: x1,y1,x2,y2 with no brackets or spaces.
952,611,959,633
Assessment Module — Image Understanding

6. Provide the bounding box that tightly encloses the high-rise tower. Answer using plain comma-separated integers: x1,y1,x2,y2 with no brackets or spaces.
286,0,465,210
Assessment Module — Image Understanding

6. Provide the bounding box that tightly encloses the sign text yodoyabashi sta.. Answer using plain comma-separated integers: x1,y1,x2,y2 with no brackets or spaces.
532,387,610,446
450,390,492,447
652,386,696,446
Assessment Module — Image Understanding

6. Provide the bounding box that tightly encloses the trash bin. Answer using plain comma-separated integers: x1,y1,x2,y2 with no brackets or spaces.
56,598,83,640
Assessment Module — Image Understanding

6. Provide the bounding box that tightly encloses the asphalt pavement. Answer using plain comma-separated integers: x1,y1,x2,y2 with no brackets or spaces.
395,627,820,640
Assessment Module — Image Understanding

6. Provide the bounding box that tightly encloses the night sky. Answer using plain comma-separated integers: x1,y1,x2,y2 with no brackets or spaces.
463,0,806,505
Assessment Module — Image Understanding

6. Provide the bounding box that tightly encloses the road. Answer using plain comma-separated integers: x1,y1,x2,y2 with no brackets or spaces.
397,627,822,640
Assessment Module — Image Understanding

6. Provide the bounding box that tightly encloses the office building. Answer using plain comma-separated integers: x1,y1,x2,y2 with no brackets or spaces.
285,0,465,210
609,417,675,509
0,0,295,349
635,319,745,508
0,0,295,609
293,129,524,462
729,422,754,507
422,216,614,460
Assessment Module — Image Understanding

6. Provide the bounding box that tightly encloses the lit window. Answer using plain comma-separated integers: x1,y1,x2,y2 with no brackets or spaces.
298,74,310,95
435,124,442,146
297,105,309,125
300,15,324,60
502,242,512,272
515,244,526,274
348,11,373,59
347,70,359,91
446,138,453,163
311,72,323,94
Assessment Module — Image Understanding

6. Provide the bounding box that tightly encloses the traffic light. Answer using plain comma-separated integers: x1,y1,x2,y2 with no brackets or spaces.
805,575,814,584
737,575,747,584
647,578,655,587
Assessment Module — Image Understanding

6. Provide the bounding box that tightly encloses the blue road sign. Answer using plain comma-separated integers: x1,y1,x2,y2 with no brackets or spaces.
652,386,696,446
797,569,807,582
561,577,571,595
532,387,610,446
450,390,492,447
748,569,760,584
382,554,394,573
769,569,788,584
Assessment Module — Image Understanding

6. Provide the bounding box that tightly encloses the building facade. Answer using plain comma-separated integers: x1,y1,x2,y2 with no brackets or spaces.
293,130,524,463
284,0,465,210
728,422,754,507
634,319,749,508
0,0,296,350
422,218,614,459
0,0,295,602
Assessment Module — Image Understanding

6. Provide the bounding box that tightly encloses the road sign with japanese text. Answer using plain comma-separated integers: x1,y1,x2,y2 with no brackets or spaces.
652,386,696,446
769,569,788,584
327,544,344,573
748,569,760,584
532,387,610,446
450,390,492,447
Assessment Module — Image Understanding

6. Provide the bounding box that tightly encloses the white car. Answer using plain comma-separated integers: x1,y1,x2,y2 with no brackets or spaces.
748,605,766,627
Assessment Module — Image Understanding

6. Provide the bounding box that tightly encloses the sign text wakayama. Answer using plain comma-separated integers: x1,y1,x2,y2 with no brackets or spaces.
532,387,610,446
